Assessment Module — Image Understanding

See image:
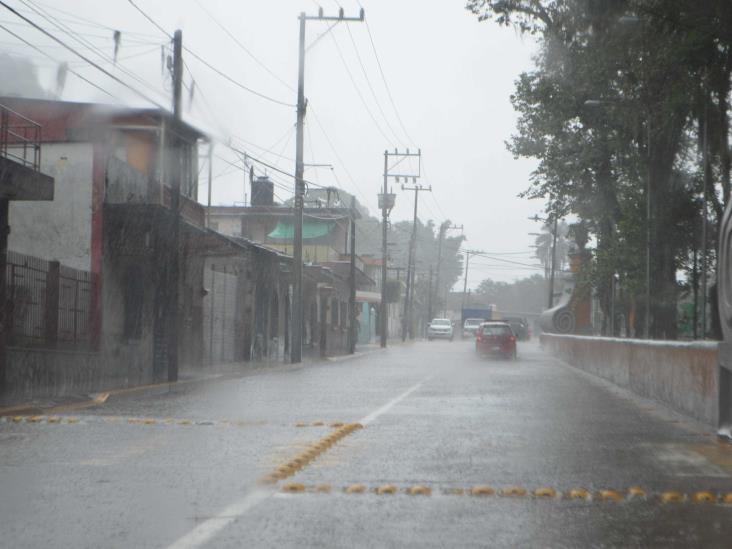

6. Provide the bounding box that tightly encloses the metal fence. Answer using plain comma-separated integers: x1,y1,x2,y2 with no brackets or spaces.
0,102,42,171
6,251,92,348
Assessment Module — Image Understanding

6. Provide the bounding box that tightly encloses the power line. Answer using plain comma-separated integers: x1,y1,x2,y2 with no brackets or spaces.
193,0,294,92
0,22,116,99
126,0,295,108
0,0,167,108
329,27,394,146
344,23,402,146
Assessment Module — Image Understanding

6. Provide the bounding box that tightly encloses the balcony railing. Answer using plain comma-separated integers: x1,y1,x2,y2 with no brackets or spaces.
0,103,42,171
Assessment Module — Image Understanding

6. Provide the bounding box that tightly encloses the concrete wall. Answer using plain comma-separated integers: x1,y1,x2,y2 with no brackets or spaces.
9,143,93,271
541,334,719,426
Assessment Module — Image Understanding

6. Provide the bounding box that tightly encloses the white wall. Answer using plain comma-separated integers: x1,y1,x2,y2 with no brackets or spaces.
8,142,94,271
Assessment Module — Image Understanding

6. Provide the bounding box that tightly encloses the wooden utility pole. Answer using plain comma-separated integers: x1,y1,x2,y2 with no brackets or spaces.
434,222,462,318
292,8,364,363
167,28,183,382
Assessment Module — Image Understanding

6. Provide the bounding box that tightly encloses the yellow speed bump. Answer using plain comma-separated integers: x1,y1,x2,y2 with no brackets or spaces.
277,465,296,477
691,491,716,504
598,490,623,502
27,415,43,423
65,417,79,424
257,474,279,486
567,489,591,500
722,493,732,504
376,484,398,495
470,486,495,497
660,491,685,504
627,486,647,499
47,416,61,424
281,482,306,493
406,485,432,496
311,421,324,427
500,487,527,497
313,484,332,493
345,484,366,494
11,416,24,423
533,487,557,499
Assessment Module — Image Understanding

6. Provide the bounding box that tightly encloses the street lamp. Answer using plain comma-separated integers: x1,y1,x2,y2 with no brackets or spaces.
584,98,651,338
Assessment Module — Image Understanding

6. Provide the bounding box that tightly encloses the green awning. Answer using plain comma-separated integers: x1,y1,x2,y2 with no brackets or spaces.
267,220,335,240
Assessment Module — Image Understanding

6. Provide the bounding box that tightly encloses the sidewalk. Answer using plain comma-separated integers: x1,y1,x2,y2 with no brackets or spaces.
0,341,402,416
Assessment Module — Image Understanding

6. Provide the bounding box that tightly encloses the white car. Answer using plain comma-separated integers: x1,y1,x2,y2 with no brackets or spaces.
462,318,484,339
428,318,454,341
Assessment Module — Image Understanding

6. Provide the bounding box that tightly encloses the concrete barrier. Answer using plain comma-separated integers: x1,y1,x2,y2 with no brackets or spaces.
541,334,719,426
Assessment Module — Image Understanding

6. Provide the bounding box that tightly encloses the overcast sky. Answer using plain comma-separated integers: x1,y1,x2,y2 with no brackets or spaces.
0,0,543,287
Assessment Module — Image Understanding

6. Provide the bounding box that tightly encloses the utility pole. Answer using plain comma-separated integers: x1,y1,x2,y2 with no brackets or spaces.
292,8,364,363
548,213,558,309
206,141,213,228
380,148,420,347
700,88,709,339
348,196,357,354
434,222,462,319
167,28,183,383
427,265,433,327
401,182,431,341
460,249,483,314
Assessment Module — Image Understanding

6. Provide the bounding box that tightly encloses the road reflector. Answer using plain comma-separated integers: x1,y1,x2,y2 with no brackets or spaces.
407,485,432,496
376,484,398,495
722,493,732,504
661,491,685,503
627,486,647,499
598,490,623,502
470,486,495,497
500,487,527,497
533,487,557,498
295,422,308,427
282,482,305,493
312,421,324,427
11,416,23,422
345,484,366,494
691,491,716,503
567,489,591,500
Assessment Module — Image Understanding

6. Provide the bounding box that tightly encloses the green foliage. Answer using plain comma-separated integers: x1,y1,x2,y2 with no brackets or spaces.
469,0,732,338
476,274,547,313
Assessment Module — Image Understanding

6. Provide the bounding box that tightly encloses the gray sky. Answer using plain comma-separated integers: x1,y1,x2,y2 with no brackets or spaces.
0,0,543,287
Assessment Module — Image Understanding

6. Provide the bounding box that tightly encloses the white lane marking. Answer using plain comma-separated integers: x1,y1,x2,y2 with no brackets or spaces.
166,376,431,549
358,377,432,426
167,490,270,549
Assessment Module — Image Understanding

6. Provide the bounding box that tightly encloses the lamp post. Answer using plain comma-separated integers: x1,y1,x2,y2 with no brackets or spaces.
584,98,651,338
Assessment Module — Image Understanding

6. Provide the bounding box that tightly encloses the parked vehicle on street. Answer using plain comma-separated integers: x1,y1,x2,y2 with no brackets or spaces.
462,318,484,339
503,316,530,340
428,318,454,341
475,321,517,359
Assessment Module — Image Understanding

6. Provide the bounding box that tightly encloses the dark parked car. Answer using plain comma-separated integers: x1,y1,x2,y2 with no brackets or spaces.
475,321,517,360
503,316,530,340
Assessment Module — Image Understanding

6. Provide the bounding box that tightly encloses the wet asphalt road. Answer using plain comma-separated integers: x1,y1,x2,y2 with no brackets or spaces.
2,340,732,548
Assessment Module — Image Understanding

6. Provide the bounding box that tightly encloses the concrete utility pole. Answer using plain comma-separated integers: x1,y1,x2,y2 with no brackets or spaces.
427,265,433,326
434,222,462,319
348,196,357,354
380,148,420,347
401,182,431,341
460,249,483,314
548,213,558,309
292,8,364,363
167,28,183,383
